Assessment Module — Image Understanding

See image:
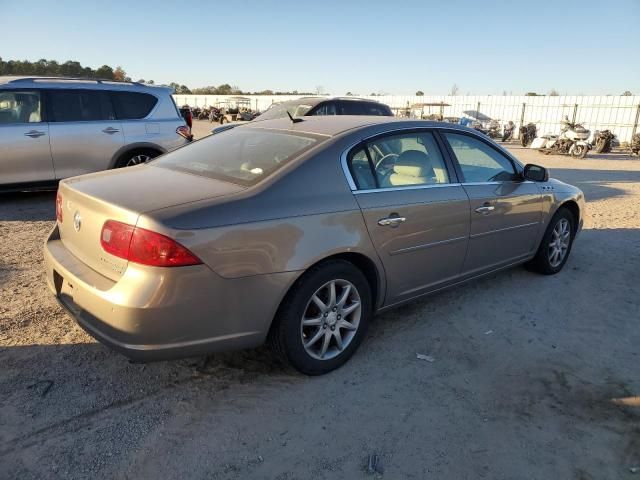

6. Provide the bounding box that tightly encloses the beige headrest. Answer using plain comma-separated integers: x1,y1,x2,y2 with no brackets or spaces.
393,150,434,178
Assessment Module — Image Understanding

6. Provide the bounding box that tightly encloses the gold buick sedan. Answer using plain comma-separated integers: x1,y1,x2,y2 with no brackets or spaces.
45,116,585,374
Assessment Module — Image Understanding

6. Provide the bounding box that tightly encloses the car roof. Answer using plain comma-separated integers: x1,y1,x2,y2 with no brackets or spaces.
273,96,388,107
243,115,474,137
0,76,172,93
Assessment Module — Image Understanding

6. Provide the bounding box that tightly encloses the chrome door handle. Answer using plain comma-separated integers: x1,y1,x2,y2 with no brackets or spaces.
102,127,120,134
378,216,406,226
474,206,495,214
24,130,45,138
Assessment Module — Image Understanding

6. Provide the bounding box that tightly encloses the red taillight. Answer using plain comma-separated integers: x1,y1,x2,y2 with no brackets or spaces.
56,191,63,222
100,220,202,267
176,125,192,140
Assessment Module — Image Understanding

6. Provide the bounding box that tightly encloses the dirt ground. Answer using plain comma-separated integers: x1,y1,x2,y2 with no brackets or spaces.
1,121,639,479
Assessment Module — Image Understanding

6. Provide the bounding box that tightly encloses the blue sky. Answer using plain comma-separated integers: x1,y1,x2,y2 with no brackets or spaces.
1,0,638,95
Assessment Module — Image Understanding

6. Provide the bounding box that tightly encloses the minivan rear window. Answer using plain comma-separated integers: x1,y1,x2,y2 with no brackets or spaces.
153,127,323,185
110,91,157,119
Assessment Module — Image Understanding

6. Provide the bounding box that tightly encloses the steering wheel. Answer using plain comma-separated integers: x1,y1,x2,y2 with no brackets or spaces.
375,153,399,176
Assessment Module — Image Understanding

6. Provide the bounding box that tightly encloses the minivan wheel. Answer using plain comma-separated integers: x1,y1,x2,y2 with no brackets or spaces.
116,149,160,168
269,260,372,375
525,208,575,275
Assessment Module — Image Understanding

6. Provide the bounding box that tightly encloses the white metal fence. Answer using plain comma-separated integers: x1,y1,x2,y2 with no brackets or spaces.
173,94,640,143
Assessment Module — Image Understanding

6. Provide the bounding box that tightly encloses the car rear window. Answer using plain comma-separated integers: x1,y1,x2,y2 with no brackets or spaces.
153,127,323,185
110,91,158,119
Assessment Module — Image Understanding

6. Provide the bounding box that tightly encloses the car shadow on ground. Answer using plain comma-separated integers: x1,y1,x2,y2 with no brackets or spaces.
1,228,639,478
0,191,56,222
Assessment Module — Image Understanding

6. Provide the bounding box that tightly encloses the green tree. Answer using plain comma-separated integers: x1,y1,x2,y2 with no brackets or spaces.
95,65,114,79
415,91,424,96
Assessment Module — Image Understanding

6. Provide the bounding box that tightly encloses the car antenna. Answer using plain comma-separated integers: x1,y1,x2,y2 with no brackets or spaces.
286,111,303,123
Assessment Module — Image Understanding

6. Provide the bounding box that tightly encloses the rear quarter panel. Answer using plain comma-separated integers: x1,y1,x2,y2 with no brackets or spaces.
138,138,387,302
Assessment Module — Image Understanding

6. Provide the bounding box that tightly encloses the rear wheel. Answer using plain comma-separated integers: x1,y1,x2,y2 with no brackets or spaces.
525,208,575,275
269,260,372,375
116,149,160,168
570,144,588,159
594,138,607,154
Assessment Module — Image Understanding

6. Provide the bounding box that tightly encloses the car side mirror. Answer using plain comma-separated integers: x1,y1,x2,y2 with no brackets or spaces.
523,164,549,182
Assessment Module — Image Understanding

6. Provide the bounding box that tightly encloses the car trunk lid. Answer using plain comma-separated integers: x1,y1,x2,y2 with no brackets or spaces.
57,164,244,281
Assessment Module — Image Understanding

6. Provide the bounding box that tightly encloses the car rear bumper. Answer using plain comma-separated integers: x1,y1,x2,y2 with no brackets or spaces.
44,225,298,361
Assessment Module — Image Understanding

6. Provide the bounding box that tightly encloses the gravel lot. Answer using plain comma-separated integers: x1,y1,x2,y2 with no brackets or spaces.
1,120,639,479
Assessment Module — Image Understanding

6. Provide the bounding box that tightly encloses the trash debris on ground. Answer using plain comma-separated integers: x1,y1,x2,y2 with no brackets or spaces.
416,353,435,362
630,466,639,474
484,330,494,335
366,454,383,475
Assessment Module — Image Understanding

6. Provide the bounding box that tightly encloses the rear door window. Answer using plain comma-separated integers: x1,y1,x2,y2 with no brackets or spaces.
0,90,43,124
49,90,115,122
310,102,338,116
110,91,158,119
337,101,365,115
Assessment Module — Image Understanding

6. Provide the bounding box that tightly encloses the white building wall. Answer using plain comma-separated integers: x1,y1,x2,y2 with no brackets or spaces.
173,94,640,142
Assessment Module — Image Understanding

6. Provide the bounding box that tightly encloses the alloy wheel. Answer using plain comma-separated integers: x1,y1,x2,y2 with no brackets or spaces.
548,218,571,267
126,154,151,167
300,279,361,360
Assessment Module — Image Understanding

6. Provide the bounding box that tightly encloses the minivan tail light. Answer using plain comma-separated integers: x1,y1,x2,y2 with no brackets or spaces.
100,220,202,267
56,191,63,223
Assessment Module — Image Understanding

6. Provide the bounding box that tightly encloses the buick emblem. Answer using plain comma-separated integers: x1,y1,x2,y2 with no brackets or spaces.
73,211,82,232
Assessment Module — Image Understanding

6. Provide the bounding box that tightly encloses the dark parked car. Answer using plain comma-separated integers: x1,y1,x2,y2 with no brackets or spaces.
211,97,393,134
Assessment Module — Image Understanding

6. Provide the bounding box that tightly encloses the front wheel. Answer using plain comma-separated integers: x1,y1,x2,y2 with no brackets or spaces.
570,144,588,159
268,260,372,375
525,208,575,275
594,139,607,154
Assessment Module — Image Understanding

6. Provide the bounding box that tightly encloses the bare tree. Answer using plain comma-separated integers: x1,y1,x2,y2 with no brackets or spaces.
315,85,325,95
548,88,559,96
622,90,633,96
450,83,459,96
415,90,424,96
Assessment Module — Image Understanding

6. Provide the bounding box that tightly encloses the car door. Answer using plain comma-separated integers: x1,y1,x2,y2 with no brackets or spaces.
47,89,124,179
347,129,470,304
440,131,543,275
0,89,54,186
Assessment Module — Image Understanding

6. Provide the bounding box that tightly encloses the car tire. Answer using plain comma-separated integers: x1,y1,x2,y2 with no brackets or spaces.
525,207,575,275
115,149,160,168
269,260,372,375
570,144,588,159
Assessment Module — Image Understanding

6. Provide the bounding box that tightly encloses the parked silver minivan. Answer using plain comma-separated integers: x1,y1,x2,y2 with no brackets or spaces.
0,76,192,191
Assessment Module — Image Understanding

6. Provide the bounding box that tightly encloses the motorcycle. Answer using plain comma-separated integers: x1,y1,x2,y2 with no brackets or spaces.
519,123,537,147
539,117,591,159
632,133,640,156
502,121,515,142
208,107,222,123
591,129,619,153
487,119,501,139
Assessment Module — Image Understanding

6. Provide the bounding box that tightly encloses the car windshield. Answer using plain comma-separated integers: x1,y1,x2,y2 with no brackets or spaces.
153,127,322,185
256,101,316,120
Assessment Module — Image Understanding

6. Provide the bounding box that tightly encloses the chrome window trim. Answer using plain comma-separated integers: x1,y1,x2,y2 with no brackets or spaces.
339,125,531,193
354,183,463,195
461,180,534,186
